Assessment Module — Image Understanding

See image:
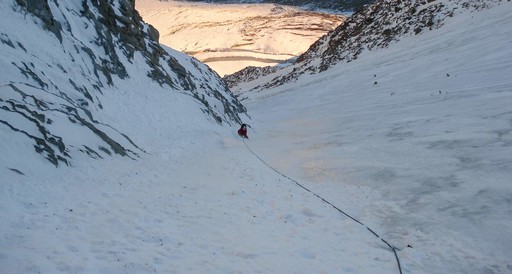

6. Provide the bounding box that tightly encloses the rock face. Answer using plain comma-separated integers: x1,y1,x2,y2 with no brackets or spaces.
1,0,246,167
225,0,506,94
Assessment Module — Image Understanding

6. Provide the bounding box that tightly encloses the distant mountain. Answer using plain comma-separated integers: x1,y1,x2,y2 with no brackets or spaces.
225,0,507,95
0,0,246,168
181,0,376,12
137,0,344,76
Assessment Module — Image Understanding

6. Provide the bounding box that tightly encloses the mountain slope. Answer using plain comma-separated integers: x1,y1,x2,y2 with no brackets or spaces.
0,0,246,171
183,0,375,12
1,0,511,273
137,0,344,76
242,1,512,273
226,0,508,95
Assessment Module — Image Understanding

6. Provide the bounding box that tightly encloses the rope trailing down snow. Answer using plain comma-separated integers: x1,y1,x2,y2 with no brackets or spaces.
243,139,403,274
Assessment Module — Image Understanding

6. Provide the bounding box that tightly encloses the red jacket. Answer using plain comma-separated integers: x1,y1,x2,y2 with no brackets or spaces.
238,127,248,138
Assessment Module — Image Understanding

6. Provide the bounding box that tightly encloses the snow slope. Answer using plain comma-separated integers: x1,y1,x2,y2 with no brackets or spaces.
244,2,512,273
1,1,512,274
0,0,245,171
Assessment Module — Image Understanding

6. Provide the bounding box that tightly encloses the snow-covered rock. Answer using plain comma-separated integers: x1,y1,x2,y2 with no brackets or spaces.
1,0,511,273
226,0,508,94
0,0,246,168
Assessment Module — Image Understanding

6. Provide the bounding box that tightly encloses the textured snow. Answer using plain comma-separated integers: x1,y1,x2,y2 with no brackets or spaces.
1,1,512,274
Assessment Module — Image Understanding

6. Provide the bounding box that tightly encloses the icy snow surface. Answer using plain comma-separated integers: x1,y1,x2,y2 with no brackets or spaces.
1,1,512,274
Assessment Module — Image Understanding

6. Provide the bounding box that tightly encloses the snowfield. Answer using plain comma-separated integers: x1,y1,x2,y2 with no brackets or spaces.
136,0,344,76
1,1,512,274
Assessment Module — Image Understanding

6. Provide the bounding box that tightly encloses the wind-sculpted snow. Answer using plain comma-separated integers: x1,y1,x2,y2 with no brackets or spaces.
0,0,246,168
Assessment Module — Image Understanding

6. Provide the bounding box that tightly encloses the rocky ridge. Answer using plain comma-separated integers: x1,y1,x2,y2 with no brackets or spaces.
1,0,245,167
225,0,508,94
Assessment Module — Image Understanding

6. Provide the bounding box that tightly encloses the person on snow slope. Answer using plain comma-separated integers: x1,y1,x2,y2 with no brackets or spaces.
238,124,249,139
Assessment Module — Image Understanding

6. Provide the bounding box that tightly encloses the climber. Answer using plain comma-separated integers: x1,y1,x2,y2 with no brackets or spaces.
237,124,249,139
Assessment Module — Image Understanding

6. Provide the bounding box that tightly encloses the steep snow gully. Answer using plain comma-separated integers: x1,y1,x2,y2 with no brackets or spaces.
236,1,512,273
2,0,512,273
242,140,403,273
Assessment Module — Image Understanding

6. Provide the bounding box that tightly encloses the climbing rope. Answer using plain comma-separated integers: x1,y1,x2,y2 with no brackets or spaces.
243,140,403,274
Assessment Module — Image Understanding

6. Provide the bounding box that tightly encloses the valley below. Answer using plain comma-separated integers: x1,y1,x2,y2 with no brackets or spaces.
136,0,344,76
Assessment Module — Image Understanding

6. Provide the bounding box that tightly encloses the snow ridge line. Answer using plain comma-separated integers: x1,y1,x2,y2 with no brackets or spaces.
242,139,403,274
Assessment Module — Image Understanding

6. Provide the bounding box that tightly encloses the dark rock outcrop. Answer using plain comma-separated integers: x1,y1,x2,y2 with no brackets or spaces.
1,0,246,167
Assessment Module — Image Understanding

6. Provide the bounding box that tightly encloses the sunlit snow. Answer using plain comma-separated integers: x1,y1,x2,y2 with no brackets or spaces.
136,0,344,76
1,1,512,274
